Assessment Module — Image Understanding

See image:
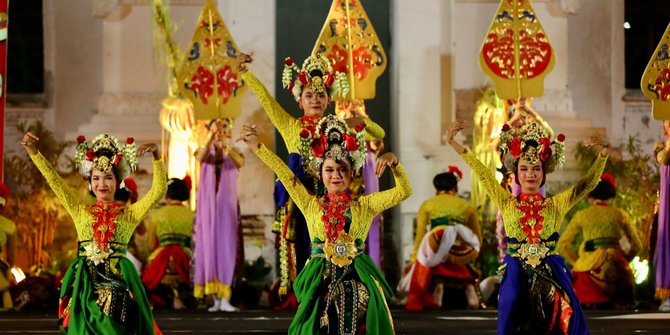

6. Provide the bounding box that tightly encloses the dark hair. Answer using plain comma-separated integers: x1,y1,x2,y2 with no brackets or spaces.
588,180,616,200
433,172,458,192
115,187,132,203
167,178,190,202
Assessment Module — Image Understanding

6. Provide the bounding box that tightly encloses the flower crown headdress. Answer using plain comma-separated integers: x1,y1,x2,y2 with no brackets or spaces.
282,54,349,102
74,133,138,180
300,115,366,178
499,122,566,173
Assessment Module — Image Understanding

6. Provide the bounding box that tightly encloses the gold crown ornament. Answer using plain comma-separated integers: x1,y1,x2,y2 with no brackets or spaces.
282,54,349,102
74,134,138,180
299,115,366,179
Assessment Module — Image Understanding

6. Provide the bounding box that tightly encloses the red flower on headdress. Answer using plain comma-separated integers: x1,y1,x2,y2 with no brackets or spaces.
126,137,134,144
324,73,334,88
539,137,552,161
448,166,463,180
77,135,86,144
289,81,295,93
557,134,566,142
183,175,192,191
284,57,294,66
299,129,310,139
600,173,616,188
311,137,326,158
0,182,10,201
343,133,358,151
354,123,366,133
297,72,308,86
502,123,511,132
113,154,123,166
509,137,522,158
86,149,95,161
123,178,138,203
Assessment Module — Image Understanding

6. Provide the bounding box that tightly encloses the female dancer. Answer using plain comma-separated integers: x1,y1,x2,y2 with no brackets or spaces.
194,118,244,312
142,177,194,309
236,53,385,296
22,131,166,334
558,173,641,308
238,115,411,334
447,120,609,335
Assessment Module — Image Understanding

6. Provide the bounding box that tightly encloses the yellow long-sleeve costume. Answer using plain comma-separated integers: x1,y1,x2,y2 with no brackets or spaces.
254,144,411,335
0,215,16,309
144,205,194,283
404,194,481,311
460,149,607,334
461,150,606,242
31,152,166,334
557,204,641,305
411,194,481,263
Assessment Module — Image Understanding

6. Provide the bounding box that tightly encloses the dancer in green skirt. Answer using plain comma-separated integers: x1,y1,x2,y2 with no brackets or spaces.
238,115,411,334
22,131,166,334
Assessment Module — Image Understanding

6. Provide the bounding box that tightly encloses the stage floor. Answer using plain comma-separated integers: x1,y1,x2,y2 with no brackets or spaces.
0,309,669,334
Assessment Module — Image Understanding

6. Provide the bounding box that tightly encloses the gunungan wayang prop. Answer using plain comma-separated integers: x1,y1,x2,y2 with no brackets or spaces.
177,0,247,120
641,23,670,120
312,0,386,101
153,0,197,183
479,0,555,100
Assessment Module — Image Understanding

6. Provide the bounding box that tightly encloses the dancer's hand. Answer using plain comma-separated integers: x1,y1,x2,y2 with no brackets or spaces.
236,124,260,151
20,132,39,156
345,117,365,130
375,152,398,177
445,121,467,154
584,135,611,156
137,143,160,160
235,52,253,73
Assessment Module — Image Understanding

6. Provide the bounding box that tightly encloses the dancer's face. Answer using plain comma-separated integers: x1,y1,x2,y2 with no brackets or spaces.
517,158,543,194
90,169,117,202
300,87,329,117
322,159,352,194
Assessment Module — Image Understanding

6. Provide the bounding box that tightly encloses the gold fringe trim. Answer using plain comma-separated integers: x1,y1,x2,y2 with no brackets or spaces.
194,281,231,299
656,288,670,300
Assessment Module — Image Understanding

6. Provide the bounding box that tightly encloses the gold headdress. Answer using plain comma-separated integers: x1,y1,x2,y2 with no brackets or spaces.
74,134,138,180
300,115,366,178
282,54,349,102
499,122,565,173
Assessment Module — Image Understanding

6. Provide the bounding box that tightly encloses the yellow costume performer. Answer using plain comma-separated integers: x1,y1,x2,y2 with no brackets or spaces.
558,173,641,307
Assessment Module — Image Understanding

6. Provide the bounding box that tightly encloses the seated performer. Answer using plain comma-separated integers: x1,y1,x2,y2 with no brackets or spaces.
238,115,411,334
447,120,610,335
22,132,166,334
142,177,194,310
0,182,16,310
402,167,481,311
558,173,641,308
